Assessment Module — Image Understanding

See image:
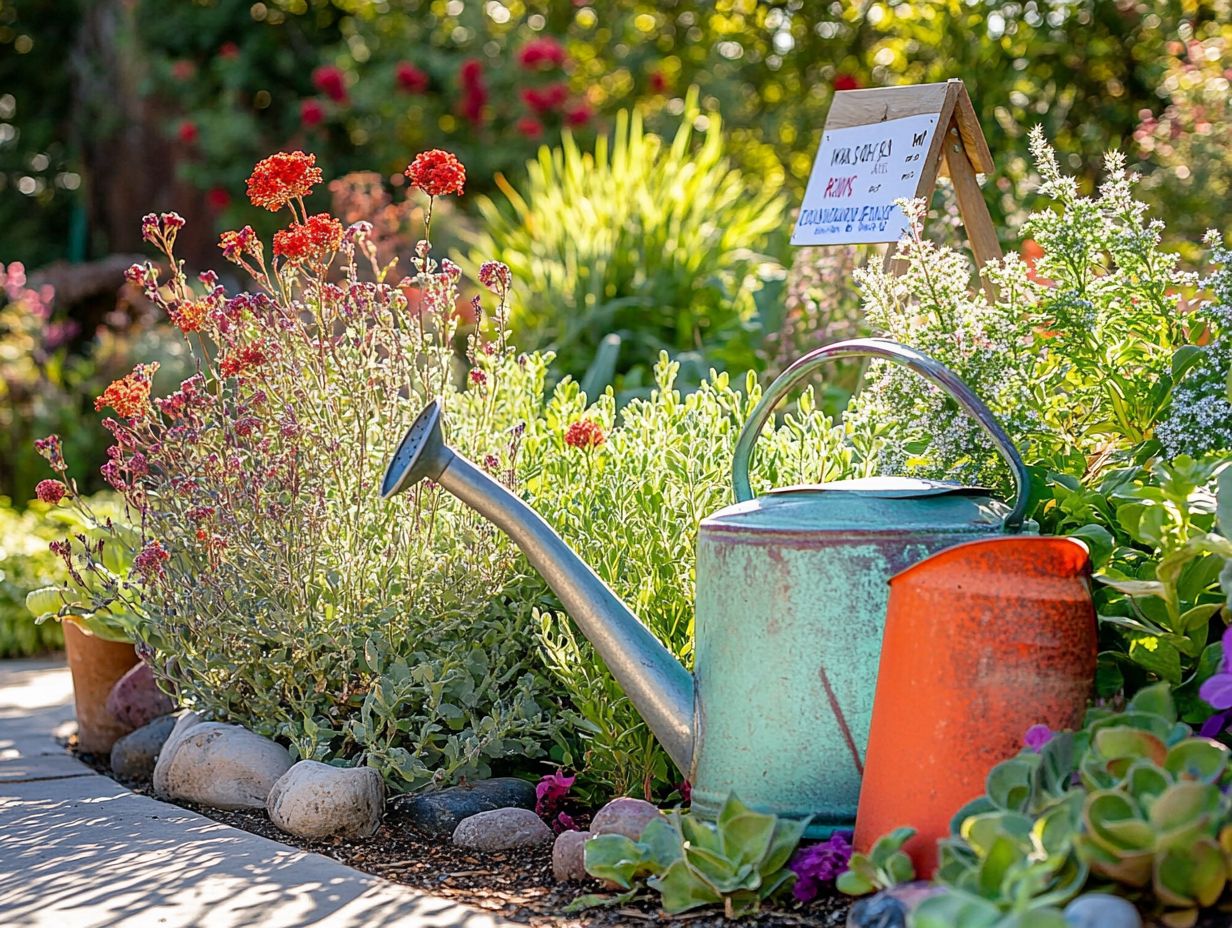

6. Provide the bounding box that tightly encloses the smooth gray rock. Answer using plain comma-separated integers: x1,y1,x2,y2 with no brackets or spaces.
552,829,592,882
106,662,175,730
390,777,537,837
152,710,203,799
110,714,176,781
588,797,663,840
267,760,385,840
159,722,292,810
1064,893,1142,928
452,807,553,851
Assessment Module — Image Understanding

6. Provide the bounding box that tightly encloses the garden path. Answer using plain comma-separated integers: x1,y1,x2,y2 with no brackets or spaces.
0,658,520,928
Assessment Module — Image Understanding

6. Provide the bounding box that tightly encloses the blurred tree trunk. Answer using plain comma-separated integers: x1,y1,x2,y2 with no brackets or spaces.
69,0,212,268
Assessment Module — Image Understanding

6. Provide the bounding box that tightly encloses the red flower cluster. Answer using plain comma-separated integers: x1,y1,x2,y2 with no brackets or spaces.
564,418,606,450
273,212,344,262
564,103,592,127
134,540,171,579
246,151,323,211
649,70,669,94
478,260,512,292
312,65,347,103
35,479,67,504
219,226,261,262
517,37,566,70
395,61,429,93
95,363,159,419
404,150,466,198
834,73,862,92
458,58,487,126
516,117,543,139
521,83,568,114
219,342,271,378
168,299,208,333
34,434,65,469
177,120,198,145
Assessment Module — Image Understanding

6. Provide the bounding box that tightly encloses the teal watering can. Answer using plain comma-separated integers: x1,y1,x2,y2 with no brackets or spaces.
381,338,1029,834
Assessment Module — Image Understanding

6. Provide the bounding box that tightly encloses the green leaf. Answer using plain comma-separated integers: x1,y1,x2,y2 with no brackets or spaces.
583,834,649,889
1128,683,1178,721
912,890,1004,928
1069,524,1114,568
1127,635,1183,683
648,859,723,913
835,866,876,897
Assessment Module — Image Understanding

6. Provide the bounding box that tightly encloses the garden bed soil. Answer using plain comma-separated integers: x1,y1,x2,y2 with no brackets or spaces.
78,745,849,927
77,745,1232,928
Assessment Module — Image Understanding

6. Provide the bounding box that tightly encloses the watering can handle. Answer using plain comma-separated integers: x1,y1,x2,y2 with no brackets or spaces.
730,337,1030,532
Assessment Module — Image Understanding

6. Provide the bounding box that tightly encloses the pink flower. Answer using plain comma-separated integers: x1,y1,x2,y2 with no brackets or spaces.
177,120,199,145
300,98,325,127
564,418,605,450
34,434,65,469
517,37,567,70
469,368,487,386
395,62,429,93
478,261,512,292
35,479,67,504
535,770,575,820
312,65,347,103
1024,723,1053,752
515,116,543,139
564,102,592,127
134,540,171,579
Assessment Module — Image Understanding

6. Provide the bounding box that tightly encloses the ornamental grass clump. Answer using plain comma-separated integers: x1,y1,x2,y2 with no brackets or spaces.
36,149,566,789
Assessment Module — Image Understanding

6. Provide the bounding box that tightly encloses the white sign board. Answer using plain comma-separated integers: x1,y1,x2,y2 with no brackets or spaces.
791,113,941,246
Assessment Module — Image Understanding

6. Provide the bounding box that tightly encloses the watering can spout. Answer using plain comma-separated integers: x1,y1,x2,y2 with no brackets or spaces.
381,400,696,775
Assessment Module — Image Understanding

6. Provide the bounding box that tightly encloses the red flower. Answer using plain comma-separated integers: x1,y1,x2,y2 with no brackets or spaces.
517,37,566,70
564,102,592,127
171,60,196,81
273,212,344,262
177,120,198,145
95,363,159,419
564,418,605,450
521,83,568,114
206,187,231,211
246,151,323,211
35,479,67,504
218,41,240,59
220,341,272,378
404,150,466,197
134,540,171,579
168,299,209,333
649,70,668,93
395,62,429,93
219,226,261,262
312,65,347,103
458,57,484,88
300,98,325,127
516,116,543,139
834,73,862,91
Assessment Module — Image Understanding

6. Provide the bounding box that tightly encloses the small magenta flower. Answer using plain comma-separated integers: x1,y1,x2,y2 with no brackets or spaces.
788,831,853,902
478,260,512,293
1024,723,1053,752
535,770,575,819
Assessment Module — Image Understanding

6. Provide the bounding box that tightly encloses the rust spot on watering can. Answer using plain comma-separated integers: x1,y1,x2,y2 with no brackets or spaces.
854,536,1095,877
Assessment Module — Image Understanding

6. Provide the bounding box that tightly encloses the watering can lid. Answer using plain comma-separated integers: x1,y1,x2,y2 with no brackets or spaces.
702,476,1013,535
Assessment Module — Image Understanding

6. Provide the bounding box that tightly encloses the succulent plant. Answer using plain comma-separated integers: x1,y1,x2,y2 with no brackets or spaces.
835,826,917,896
582,792,807,919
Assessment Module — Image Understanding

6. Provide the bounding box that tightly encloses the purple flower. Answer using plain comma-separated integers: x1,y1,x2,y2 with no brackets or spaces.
1024,724,1053,752
788,831,853,902
535,770,575,818
1199,627,1232,711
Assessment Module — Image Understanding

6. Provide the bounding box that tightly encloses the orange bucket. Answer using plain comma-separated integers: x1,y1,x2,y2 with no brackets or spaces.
853,536,1096,876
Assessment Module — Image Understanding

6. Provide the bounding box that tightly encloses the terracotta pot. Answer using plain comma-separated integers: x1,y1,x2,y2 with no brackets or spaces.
62,620,139,753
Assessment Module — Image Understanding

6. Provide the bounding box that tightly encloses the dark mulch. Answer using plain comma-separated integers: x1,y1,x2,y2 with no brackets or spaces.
76,746,849,927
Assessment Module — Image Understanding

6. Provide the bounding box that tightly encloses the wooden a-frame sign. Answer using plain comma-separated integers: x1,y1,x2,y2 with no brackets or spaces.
792,79,1003,299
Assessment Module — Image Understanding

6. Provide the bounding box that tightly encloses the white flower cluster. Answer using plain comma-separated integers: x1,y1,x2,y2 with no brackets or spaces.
1157,233,1232,458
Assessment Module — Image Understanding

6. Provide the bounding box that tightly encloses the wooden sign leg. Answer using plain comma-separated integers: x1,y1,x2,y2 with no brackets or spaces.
941,119,1003,303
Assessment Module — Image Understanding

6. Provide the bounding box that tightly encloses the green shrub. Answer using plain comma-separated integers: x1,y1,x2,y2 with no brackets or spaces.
0,500,64,657
465,92,788,392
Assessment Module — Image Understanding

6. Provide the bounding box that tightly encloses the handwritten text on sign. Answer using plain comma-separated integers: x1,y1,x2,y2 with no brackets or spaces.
791,113,940,246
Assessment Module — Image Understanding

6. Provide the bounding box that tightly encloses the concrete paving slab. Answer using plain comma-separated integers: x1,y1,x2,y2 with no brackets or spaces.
0,659,523,928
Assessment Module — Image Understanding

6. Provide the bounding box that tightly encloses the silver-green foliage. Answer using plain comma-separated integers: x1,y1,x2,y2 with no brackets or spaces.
464,90,787,390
